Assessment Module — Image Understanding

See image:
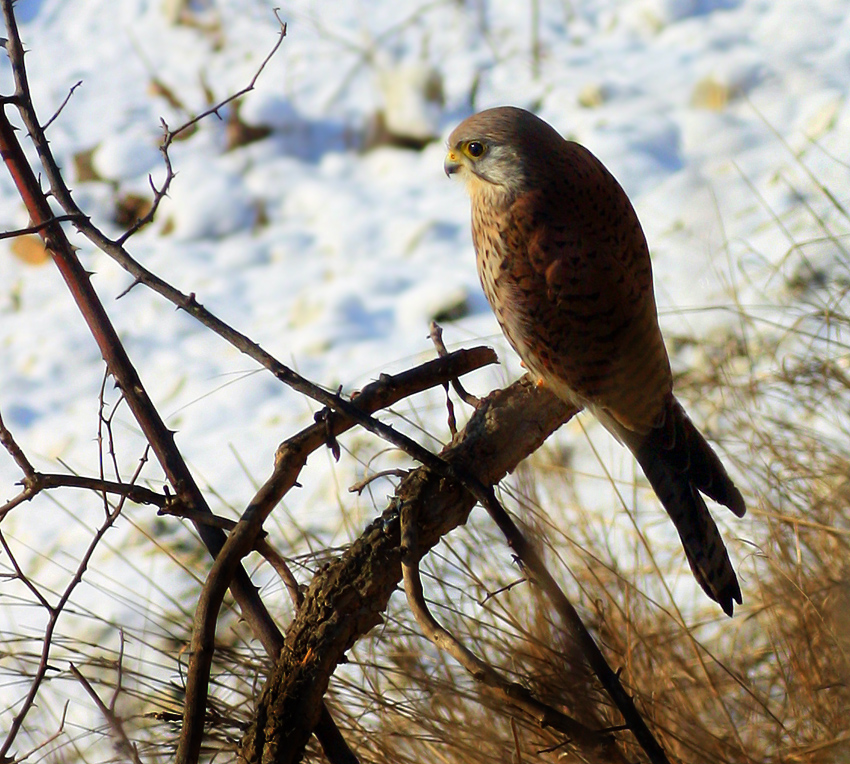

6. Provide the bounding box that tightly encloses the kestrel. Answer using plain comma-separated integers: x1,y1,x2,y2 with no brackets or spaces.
445,106,745,616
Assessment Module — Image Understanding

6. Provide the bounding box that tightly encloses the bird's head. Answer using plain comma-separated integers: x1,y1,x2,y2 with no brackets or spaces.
444,106,564,199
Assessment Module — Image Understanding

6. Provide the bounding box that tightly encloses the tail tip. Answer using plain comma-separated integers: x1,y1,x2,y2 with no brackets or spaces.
718,581,743,618
727,485,747,518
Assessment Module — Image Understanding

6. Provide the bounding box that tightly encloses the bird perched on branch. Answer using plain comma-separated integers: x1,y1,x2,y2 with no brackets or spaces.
445,106,745,616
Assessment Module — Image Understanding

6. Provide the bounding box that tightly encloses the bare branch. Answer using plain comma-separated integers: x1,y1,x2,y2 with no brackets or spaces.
7,702,68,764
37,472,167,505
97,370,125,488
169,21,286,145
400,510,628,762
238,377,576,763
474,474,673,764
69,663,144,764
430,320,482,407
0,409,35,478
0,497,127,759
256,537,303,607
176,346,497,764
0,212,86,239
118,18,288,243
348,468,408,494
2,3,487,496
42,80,82,130
1,470,170,521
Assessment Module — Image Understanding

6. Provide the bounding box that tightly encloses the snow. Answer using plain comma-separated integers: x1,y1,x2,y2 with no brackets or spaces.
1,0,849,756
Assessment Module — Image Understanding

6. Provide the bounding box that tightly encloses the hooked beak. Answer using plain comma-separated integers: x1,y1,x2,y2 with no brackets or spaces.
444,150,462,177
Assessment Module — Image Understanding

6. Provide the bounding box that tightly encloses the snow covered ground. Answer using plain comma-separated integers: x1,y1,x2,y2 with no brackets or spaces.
1,0,849,756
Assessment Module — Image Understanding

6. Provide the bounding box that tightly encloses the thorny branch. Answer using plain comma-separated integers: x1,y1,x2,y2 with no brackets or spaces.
400,506,630,763
0,469,170,520
0,5,358,761
0,409,34,477
69,663,144,764
176,347,497,764
116,14,288,244
0,213,86,239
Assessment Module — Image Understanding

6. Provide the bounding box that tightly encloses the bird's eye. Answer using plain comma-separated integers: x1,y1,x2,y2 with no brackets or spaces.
466,141,485,158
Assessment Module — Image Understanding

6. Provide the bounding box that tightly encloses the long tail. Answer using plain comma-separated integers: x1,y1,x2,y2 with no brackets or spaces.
623,395,745,616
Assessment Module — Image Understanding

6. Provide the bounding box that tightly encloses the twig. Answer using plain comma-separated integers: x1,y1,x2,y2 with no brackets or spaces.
480,577,527,605
0,213,86,239
40,472,165,505
0,0,281,658
400,506,628,761
43,80,82,130
69,663,144,764
473,486,672,764
0,408,35,477
112,629,127,715
348,468,408,494
256,537,304,607
117,17,288,244
0,471,170,520
7,702,68,764
157,502,264,535
430,321,482,406
0,497,127,759
97,368,125,491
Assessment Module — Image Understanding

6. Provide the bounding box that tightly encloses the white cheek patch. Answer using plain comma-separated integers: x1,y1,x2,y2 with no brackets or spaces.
462,170,493,198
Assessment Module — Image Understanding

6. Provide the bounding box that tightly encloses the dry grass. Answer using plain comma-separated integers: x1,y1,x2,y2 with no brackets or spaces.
5,135,850,764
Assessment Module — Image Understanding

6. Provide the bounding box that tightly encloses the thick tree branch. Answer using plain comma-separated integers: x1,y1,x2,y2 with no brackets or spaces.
241,374,672,764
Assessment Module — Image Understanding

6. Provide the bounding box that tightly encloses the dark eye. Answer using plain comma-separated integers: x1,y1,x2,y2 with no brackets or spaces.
467,141,485,158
